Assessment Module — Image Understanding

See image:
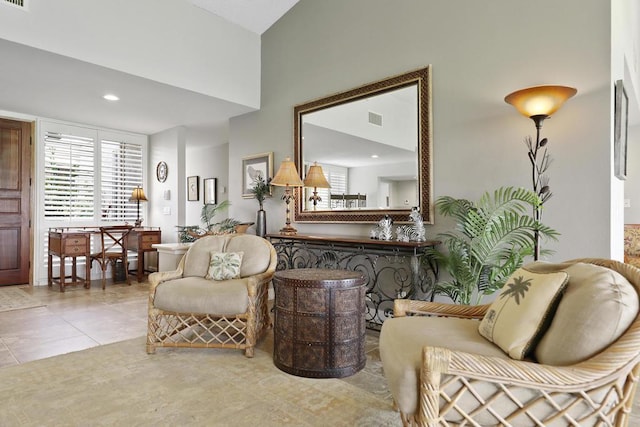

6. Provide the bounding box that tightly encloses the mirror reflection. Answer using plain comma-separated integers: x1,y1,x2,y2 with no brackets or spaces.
294,66,432,224
301,85,418,211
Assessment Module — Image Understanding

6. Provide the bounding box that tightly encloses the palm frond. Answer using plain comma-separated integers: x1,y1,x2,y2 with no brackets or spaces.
431,186,559,305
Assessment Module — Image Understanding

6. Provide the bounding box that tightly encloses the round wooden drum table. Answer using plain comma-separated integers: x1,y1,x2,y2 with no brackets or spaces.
273,268,366,378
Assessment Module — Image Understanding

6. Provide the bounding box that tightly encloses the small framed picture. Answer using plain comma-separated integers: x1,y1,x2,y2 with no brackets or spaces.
242,152,273,198
614,79,629,180
203,178,217,205
187,176,199,201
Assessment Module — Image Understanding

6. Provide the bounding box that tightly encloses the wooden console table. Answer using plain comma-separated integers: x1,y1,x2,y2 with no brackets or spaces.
48,228,92,292
267,233,438,330
128,227,161,282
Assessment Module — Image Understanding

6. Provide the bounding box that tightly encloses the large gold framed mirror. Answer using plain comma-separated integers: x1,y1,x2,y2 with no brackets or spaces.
293,65,432,224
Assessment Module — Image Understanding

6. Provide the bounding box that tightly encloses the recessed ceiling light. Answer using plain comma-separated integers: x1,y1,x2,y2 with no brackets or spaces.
371,154,379,158
103,94,119,101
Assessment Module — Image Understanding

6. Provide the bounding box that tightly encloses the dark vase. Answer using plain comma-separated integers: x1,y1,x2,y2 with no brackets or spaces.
256,209,267,237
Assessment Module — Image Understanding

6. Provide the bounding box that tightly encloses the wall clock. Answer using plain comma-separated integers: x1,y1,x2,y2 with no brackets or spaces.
156,161,168,183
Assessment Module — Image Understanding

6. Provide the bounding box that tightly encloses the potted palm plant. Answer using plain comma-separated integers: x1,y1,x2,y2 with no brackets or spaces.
176,200,241,242
249,174,271,237
429,186,559,305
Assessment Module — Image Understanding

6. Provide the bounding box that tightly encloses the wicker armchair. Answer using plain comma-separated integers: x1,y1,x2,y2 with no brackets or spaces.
624,224,640,269
380,258,640,426
146,234,276,358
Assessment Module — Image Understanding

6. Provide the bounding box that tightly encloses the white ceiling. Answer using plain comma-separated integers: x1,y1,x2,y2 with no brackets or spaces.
187,0,300,34
0,1,299,136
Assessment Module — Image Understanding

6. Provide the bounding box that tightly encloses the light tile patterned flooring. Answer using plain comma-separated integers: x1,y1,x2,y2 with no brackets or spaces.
2,281,640,425
0,281,149,367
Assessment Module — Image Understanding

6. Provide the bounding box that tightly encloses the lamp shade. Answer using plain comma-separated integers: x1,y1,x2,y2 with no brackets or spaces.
129,186,148,202
271,157,304,187
303,162,331,189
505,85,577,118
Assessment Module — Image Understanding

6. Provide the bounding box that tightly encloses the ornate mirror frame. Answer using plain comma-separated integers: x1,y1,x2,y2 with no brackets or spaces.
293,65,433,224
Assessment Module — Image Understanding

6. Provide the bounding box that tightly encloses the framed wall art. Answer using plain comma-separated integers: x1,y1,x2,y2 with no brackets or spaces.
203,177,217,205
614,79,629,180
187,176,199,201
242,152,273,198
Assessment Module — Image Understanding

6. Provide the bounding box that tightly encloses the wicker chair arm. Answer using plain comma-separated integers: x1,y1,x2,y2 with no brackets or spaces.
148,257,185,295
245,270,276,296
394,299,490,319
422,341,640,393
243,244,278,297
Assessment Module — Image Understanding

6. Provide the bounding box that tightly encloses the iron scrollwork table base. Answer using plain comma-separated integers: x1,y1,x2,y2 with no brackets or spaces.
267,233,438,330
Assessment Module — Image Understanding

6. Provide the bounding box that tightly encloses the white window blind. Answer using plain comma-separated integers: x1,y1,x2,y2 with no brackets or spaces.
43,131,95,220
101,139,143,222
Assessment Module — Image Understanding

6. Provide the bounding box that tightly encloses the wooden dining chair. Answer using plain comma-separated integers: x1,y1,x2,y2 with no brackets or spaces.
90,225,133,289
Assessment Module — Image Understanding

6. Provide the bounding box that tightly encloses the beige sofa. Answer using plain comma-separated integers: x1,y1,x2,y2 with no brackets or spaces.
380,258,640,426
146,234,276,357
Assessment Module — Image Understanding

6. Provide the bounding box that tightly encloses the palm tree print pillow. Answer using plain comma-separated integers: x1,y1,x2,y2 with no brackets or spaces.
478,268,569,359
206,251,244,281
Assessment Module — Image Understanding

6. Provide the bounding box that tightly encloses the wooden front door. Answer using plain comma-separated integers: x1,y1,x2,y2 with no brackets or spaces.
0,118,31,285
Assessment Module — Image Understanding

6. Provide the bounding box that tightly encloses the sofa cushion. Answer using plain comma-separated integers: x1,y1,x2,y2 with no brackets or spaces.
534,262,639,365
478,267,568,359
183,235,228,277
206,251,243,281
379,316,509,416
154,277,249,315
225,234,272,277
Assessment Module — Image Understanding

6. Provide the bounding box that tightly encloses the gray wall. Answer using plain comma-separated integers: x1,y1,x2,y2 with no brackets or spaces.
228,0,614,262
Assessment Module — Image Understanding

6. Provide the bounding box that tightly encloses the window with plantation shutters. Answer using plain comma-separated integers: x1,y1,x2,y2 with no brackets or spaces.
43,131,95,220
43,130,144,223
100,139,143,222
38,120,147,285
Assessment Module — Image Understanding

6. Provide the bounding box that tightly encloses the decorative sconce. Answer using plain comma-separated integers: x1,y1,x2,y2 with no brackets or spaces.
129,186,148,227
303,162,331,210
270,156,304,235
505,85,576,260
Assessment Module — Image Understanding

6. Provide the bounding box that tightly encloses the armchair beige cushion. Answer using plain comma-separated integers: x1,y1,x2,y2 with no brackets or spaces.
530,262,638,365
206,251,243,281
478,267,568,359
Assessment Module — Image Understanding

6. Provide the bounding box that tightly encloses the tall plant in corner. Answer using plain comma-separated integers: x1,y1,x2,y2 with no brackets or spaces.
429,186,559,305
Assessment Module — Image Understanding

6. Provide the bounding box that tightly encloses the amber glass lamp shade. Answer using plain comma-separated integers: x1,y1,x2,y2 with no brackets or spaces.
504,85,577,119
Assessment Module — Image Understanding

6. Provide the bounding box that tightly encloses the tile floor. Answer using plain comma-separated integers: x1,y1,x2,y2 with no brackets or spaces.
0,280,149,367
2,280,640,425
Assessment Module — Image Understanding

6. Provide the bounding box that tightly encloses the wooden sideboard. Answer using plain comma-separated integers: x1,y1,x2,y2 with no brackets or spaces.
267,233,438,330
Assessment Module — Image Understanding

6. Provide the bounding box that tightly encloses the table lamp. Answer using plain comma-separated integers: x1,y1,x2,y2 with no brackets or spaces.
270,157,304,235
129,186,148,227
303,162,331,210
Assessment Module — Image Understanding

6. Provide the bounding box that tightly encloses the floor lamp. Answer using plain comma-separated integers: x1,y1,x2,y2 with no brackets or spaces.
270,157,304,235
129,186,148,227
505,85,576,260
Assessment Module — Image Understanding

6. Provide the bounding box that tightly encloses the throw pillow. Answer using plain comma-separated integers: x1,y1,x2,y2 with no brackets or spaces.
534,262,638,365
478,267,569,359
206,251,244,281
